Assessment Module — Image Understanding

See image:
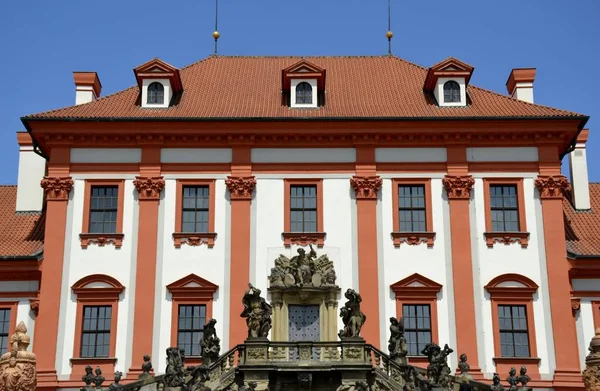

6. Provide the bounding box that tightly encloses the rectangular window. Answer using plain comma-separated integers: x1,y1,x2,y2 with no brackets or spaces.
182,186,210,233
290,185,317,232
0,309,10,355
490,185,519,232
403,304,432,356
398,185,426,232
81,306,112,358
498,305,530,357
89,186,118,234
178,305,206,357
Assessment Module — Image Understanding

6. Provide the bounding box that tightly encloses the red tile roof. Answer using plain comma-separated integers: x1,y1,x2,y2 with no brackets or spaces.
25,56,585,120
0,186,44,257
564,183,600,257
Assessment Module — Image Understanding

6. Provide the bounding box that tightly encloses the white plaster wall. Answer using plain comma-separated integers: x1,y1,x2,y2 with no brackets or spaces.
161,149,232,163
251,148,356,163
467,147,538,162
58,177,139,377
379,177,456,367
70,148,142,163
155,178,229,372
576,300,598,369
512,83,534,103
470,175,554,378
75,86,96,105
16,146,46,212
568,145,591,210
375,148,447,163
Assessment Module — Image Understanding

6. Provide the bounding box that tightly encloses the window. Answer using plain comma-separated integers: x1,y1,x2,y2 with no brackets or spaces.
498,305,530,357
0,309,10,354
403,304,432,356
148,82,164,104
398,185,426,232
443,81,461,103
290,185,317,232
177,305,206,357
296,82,313,104
89,186,118,234
80,306,112,358
182,186,210,233
490,185,519,231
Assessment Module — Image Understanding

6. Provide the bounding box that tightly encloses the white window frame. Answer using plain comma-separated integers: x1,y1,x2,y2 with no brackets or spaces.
141,78,173,108
434,77,467,107
291,79,318,108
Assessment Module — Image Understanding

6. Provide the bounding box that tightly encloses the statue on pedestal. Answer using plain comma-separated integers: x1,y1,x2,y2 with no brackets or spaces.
241,284,272,339
583,328,600,391
421,342,453,388
506,367,518,391
338,289,366,339
517,366,531,391
0,321,36,391
490,373,504,391
388,317,407,362
164,347,186,387
109,371,124,391
457,353,472,382
200,319,221,367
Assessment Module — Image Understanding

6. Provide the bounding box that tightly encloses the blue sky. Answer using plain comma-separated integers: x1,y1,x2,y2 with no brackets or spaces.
0,0,598,183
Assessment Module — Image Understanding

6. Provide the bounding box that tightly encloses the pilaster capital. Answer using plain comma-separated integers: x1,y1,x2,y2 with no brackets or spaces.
442,175,475,199
350,175,382,199
225,176,256,200
40,176,74,201
534,175,571,199
133,176,165,200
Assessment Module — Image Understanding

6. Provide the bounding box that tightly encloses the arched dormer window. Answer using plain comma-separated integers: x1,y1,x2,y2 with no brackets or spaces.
296,82,313,104
443,81,461,103
147,82,165,104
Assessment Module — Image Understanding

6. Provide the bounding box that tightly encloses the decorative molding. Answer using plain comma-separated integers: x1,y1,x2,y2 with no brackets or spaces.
484,232,529,248
133,176,165,200
166,273,219,300
534,175,571,199
80,233,124,249
281,232,326,247
173,232,217,248
391,231,435,248
225,176,256,200
40,176,74,201
571,298,581,313
350,175,382,199
71,274,125,300
390,273,443,299
442,175,475,199
29,299,39,317
484,273,538,299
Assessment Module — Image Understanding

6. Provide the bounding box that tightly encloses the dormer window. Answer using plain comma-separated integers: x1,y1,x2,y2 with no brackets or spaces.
443,81,461,103
424,57,474,108
296,82,313,104
133,58,183,108
147,82,165,104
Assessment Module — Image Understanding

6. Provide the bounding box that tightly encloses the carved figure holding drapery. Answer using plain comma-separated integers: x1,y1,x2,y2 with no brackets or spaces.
164,347,186,387
338,289,366,339
241,284,272,339
269,246,338,288
421,342,453,387
388,317,407,362
200,319,221,366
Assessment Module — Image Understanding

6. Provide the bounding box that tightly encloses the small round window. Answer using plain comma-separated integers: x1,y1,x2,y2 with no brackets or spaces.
147,82,165,104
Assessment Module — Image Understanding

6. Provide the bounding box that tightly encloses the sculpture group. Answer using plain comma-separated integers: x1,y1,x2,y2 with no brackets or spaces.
0,322,36,391
269,245,337,288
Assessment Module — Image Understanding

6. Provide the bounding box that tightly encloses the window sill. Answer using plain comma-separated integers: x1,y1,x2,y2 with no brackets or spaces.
70,357,118,364
282,232,326,248
173,232,217,248
484,232,529,248
391,232,435,248
407,356,429,366
492,356,541,364
80,233,124,249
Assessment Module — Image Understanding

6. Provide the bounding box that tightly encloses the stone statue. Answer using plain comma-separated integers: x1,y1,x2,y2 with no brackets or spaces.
200,319,221,367
0,322,36,391
421,342,453,388
518,366,531,390
268,246,338,288
338,289,366,339
490,373,504,391
82,365,95,386
108,371,123,391
241,284,272,339
93,367,105,387
388,317,407,363
506,367,518,391
187,364,211,391
583,328,600,391
164,347,186,387
138,354,153,380
458,353,472,382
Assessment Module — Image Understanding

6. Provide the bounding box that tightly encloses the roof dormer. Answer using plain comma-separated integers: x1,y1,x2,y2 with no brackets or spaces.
133,58,183,108
424,57,474,107
282,59,326,108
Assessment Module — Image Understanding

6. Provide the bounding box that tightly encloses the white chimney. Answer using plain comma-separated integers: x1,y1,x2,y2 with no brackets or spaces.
73,72,102,105
568,129,591,210
16,132,47,212
506,68,536,103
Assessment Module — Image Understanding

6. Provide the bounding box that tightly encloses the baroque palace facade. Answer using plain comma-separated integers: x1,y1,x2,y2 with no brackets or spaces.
0,54,598,390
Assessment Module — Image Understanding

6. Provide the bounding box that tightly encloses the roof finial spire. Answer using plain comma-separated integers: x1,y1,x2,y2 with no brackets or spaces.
212,0,220,55
386,0,394,55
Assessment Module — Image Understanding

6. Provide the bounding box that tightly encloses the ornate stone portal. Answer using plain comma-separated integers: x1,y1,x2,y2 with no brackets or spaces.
0,321,37,391
268,246,340,341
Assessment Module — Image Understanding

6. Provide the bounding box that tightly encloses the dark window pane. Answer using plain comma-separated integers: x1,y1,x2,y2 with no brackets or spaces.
398,185,427,232
148,82,165,104
490,185,520,231
181,186,210,233
89,186,119,234
443,81,461,103
498,305,530,357
80,306,112,358
177,305,206,357
403,304,432,356
296,82,313,104
0,309,10,355
289,185,318,233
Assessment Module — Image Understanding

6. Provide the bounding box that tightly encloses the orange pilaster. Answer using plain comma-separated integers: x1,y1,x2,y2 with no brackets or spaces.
128,148,163,377
35,148,72,390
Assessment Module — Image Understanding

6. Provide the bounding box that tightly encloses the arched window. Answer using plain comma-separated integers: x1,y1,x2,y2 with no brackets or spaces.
443,81,461,103
296,82,313,104
147,82,164,104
